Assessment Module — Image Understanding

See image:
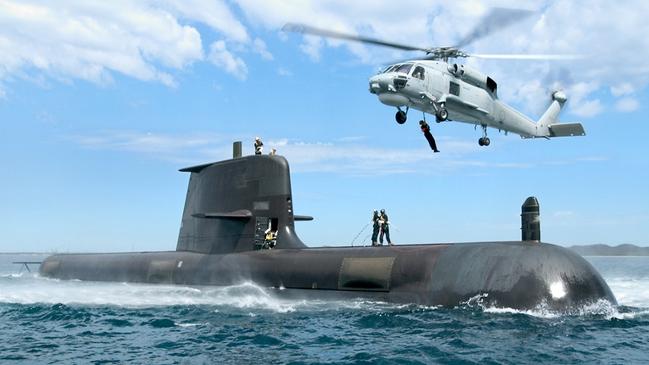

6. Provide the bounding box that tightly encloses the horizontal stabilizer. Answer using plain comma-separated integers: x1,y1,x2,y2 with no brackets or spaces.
548,123,586,137
294,215,314,221
192,209,252,220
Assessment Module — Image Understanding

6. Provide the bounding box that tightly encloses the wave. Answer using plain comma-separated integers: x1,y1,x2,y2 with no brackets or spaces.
2,272,649,319
0,274,401,314
0,275,303,312
459,293,649,321
606,277,649,308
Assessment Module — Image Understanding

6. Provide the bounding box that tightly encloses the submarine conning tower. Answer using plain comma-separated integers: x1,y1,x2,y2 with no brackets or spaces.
176,142,308,254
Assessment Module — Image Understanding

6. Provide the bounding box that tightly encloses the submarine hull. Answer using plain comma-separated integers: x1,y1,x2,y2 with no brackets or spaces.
40,241,615,310
38,153,616,310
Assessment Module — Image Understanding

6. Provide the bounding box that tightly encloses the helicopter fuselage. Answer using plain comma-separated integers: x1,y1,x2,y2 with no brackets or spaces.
368,60,582,145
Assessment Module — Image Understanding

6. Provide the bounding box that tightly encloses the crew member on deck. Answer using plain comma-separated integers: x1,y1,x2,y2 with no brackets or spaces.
419,120,440,153
379,209,392,246
254,137,264,155
371,210,380,246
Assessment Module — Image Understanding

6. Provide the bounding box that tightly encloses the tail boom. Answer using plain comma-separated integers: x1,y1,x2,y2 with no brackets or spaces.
526,91,585,138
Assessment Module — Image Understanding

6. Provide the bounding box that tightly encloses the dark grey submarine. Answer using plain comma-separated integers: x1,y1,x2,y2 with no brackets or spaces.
40,143,616,310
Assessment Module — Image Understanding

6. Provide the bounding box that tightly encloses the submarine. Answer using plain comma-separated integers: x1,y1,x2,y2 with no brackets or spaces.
40,142,616,310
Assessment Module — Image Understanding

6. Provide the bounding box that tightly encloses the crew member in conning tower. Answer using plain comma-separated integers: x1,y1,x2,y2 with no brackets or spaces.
254,137,264,155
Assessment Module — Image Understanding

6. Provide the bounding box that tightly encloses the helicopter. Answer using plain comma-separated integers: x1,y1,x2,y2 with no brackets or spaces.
282,9,585,147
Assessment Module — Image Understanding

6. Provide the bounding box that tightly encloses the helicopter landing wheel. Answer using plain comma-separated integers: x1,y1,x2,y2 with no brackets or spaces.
478,125,490,146
395,110,407,124
436,107,448,123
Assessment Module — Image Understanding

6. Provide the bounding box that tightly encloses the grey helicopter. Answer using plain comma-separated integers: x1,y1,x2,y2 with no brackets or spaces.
283,8,585,147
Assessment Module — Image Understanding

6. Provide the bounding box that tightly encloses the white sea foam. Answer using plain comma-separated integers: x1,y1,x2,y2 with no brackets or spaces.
460,294,563,319
2,256,649,316
458,292,635,319
483,305,561,319
606,277,649,308
175,322,204,328
0,275,308,312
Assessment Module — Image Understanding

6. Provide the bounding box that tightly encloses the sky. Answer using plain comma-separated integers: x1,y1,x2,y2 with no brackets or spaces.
0,0,648,252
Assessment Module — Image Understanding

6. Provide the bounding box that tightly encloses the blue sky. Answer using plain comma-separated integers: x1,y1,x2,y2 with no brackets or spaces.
1,0,648,252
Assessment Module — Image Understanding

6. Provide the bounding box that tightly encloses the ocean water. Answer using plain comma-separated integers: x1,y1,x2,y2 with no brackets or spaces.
1,254,648,364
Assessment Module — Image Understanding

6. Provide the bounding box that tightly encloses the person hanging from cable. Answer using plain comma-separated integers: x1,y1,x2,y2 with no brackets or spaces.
371,209,380,246
379,209,393,246
419,120,440,153
254,137,264,155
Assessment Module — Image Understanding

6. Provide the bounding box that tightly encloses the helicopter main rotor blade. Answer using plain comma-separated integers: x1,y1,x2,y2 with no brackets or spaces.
471,54,583,60
282,23,431,53
454,8,535,49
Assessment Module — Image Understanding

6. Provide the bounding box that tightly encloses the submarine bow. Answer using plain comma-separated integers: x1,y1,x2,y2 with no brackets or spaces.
40,150,616,310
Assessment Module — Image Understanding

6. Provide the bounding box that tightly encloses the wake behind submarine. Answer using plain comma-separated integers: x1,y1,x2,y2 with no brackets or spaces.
40,142,616,310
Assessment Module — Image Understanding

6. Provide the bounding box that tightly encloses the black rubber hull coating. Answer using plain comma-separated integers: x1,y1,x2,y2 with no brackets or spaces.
40,241,616,310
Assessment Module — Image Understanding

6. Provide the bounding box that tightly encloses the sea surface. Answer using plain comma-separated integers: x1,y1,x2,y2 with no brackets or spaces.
1,253,648,364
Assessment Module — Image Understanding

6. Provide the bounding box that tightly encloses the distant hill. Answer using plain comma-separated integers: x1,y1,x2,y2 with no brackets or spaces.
569,244,649,256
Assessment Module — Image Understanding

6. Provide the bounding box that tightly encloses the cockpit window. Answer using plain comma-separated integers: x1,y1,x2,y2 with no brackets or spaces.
381,65,399,73
412,66,425,80
394,63,413,74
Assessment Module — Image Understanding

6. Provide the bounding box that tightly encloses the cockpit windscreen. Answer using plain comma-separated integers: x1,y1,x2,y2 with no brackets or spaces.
381,63,413,74
394,63,413,74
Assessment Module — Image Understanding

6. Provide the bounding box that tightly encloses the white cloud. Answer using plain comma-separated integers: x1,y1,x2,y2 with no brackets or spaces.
71,130,230,164
74,131,215,151
4,0,649,114
157,0,249,43
232,0,649,118
0,1,207,86
70,132,602,176
277,67,292,77
300,36,323,62
569,99,603,118
553,211,575,218
208,40,248,80
336,136,366,143
0,0,262,90
611,83,635,97
615,97,640,113
253,38,273,60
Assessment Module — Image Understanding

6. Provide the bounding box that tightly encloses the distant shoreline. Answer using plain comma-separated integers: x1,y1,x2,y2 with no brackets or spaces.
568,244,649,256
0,252,51,255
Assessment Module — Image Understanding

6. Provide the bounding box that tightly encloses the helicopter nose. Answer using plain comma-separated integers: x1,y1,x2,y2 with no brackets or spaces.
369,80,381,94
369,75,397,94
369,76,382,94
